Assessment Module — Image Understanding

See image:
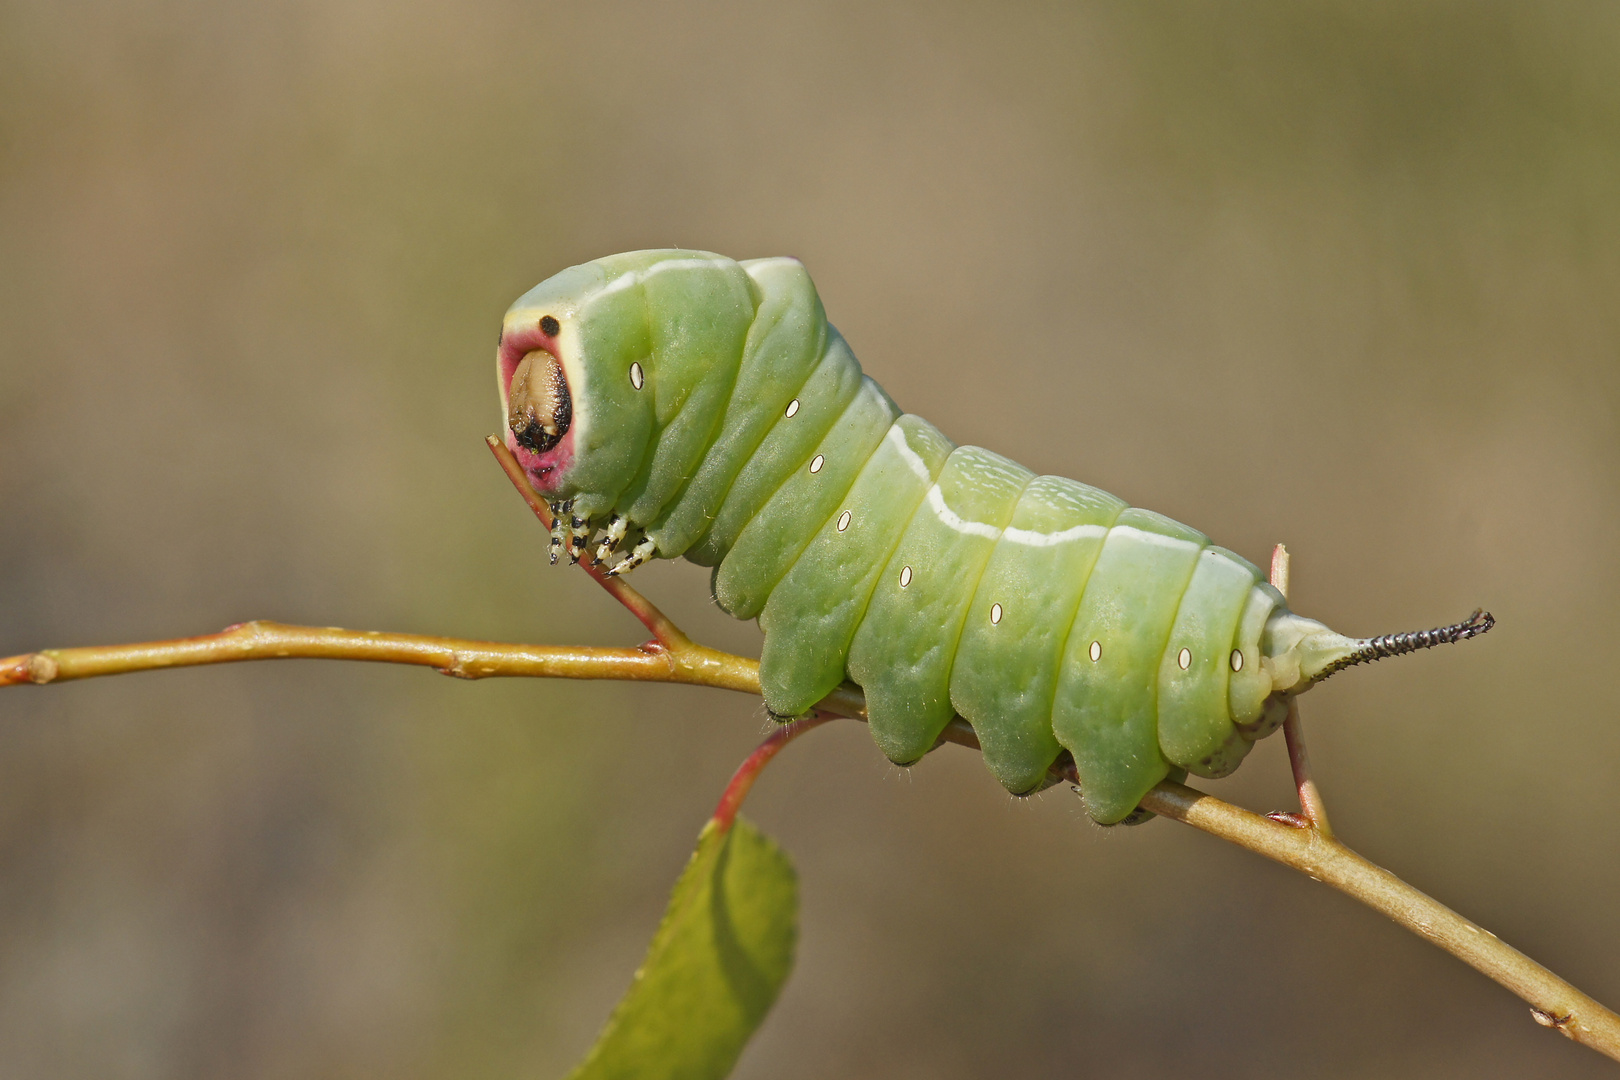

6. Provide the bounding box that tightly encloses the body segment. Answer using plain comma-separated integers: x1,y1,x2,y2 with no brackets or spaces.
1051,515,1207,823
713,377,898,620
1155,547,1261,778
757,416,954,721
846,445,1034,766
949,477,1125,794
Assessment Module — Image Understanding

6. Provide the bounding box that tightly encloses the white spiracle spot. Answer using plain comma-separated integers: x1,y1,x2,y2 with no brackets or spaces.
785,399,800,418
1089,640,1102,662
899,565,913,588
990,603,1003,625
809,454,825,474
1230,649,1244,672
1178,648,1192,670
836,510,851,532
629,362,644,390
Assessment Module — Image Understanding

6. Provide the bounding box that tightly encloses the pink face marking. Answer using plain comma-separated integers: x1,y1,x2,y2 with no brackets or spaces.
499,317,574,493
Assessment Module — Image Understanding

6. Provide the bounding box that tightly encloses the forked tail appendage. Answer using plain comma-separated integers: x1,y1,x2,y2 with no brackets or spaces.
1264,607,1496,694
1314,609,1495,682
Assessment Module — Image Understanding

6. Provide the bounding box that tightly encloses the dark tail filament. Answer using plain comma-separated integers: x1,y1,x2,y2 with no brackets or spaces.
1314,609,1495,683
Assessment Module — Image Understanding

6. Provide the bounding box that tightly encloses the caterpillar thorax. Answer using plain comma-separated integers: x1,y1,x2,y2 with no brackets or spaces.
498,250,1490,824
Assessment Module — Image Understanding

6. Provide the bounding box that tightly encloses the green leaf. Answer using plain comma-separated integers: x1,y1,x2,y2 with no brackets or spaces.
565,815,798,1080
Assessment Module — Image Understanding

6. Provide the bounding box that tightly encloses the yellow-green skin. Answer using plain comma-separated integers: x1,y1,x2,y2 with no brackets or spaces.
500,251,1330,825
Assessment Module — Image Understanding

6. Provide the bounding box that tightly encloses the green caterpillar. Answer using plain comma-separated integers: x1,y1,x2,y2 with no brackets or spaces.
498,250,1492,825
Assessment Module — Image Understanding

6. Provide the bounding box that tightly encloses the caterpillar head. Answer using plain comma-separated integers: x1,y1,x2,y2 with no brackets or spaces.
496,253,661,519
498,273,589,500
496,250,763,571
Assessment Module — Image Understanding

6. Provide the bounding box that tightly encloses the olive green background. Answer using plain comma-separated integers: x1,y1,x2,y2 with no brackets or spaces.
2,2,1617,1076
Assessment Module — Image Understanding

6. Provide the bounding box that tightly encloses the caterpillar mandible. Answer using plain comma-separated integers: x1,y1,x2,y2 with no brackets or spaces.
498,250,1493,825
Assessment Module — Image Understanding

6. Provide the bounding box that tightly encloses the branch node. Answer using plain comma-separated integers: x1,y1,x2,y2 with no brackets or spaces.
437,656,476,679
25,654,58,684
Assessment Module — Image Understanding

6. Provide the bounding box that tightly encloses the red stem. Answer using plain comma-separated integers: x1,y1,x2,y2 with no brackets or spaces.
711,714,834,831
485,436,689,649
1270,543,1333,836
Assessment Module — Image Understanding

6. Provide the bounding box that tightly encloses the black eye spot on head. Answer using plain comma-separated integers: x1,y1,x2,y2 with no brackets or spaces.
540,315,560,337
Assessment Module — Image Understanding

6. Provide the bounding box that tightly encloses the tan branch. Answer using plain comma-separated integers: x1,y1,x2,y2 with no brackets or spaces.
1137,782,1620,1058
5,618,1616,1061
2,445,1615,1063
0,621,756,694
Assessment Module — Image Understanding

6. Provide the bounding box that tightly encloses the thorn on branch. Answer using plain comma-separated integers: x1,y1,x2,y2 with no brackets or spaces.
1266,811,1312,829
1531,1007,1574,1032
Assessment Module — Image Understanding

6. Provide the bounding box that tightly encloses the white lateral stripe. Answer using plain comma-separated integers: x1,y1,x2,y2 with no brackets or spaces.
1003,523,1109,547
743,257,799,278
891,425,1119,546
881,428,1201,553
925,485,1003,539
887,424,935,483
1106,525,1204,554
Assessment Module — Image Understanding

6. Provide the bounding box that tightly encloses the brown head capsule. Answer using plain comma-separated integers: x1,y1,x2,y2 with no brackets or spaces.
507,349,572,454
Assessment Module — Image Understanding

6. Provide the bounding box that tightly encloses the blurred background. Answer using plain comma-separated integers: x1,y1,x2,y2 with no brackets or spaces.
2,1,1617,1076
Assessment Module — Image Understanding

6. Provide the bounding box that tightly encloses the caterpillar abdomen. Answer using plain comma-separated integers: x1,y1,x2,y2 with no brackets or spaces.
499,250,1491,824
